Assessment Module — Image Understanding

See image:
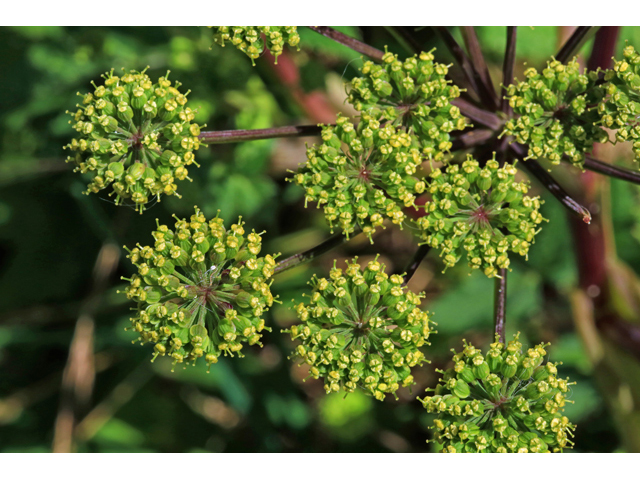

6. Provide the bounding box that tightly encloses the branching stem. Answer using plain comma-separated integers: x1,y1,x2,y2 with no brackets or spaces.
435,27,498,111
461,27,497,101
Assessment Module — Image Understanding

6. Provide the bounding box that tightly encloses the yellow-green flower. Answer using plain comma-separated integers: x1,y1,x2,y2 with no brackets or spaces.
284,256,435,401
347,49,467,161
599,45,640,164
502,58,606,167
290,113,426,242
420,334,576,453
210,26,300,64
415,155,545,278
122,207,276,367
65,68,203,213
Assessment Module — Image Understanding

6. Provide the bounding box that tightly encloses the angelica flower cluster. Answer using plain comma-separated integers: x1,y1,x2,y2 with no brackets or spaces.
210,26,300,64
416,156,545,277
599,45,640,163
122,207,276,367
290,114,426,241
503,59,606,167
65,68,202,212
285,257,434,401
421,334,575,453
347,49,467,161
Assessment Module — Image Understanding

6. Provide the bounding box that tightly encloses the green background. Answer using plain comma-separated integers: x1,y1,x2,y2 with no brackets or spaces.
0,26,638,452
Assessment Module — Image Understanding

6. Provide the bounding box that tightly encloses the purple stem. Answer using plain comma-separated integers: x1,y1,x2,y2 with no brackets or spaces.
402,244,431,286
452,98,502,130
511,144,592,223
435,27,498,111
199,125,323,144
584,155,640,186
494,268,507,343
556,26,597,64
273,229,360,276
307,26,385,62
461,27,497,100
501,27,517,114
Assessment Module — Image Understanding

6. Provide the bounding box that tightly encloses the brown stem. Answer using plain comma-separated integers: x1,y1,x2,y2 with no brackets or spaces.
451,98,502,130
501,27,517,114
494,268,507,343
461,27,497,100
52,242,120,453
74,363,153,443
556,27,598,64
273,229,360,276
307,26,385,62
584,155,640,185
402,244,431,287
451,128,495,151
513,147,592,223
199,125,324,145
434,27,498,111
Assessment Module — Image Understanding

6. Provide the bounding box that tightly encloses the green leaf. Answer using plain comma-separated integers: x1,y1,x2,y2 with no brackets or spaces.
93,418,145,447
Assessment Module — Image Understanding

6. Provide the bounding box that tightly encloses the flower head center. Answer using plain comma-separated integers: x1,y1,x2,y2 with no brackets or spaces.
130,130,145,150
469,204,493,228
358,167,371,182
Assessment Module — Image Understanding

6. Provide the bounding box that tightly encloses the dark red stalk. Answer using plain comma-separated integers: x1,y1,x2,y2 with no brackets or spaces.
494,268,507,343
556,26,597,64
434,27,498,111
501,27,517,114
307,26,385,62
199,125,324,144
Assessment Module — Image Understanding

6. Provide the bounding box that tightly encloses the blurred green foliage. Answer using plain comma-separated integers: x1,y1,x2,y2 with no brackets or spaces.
0,26,637,453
